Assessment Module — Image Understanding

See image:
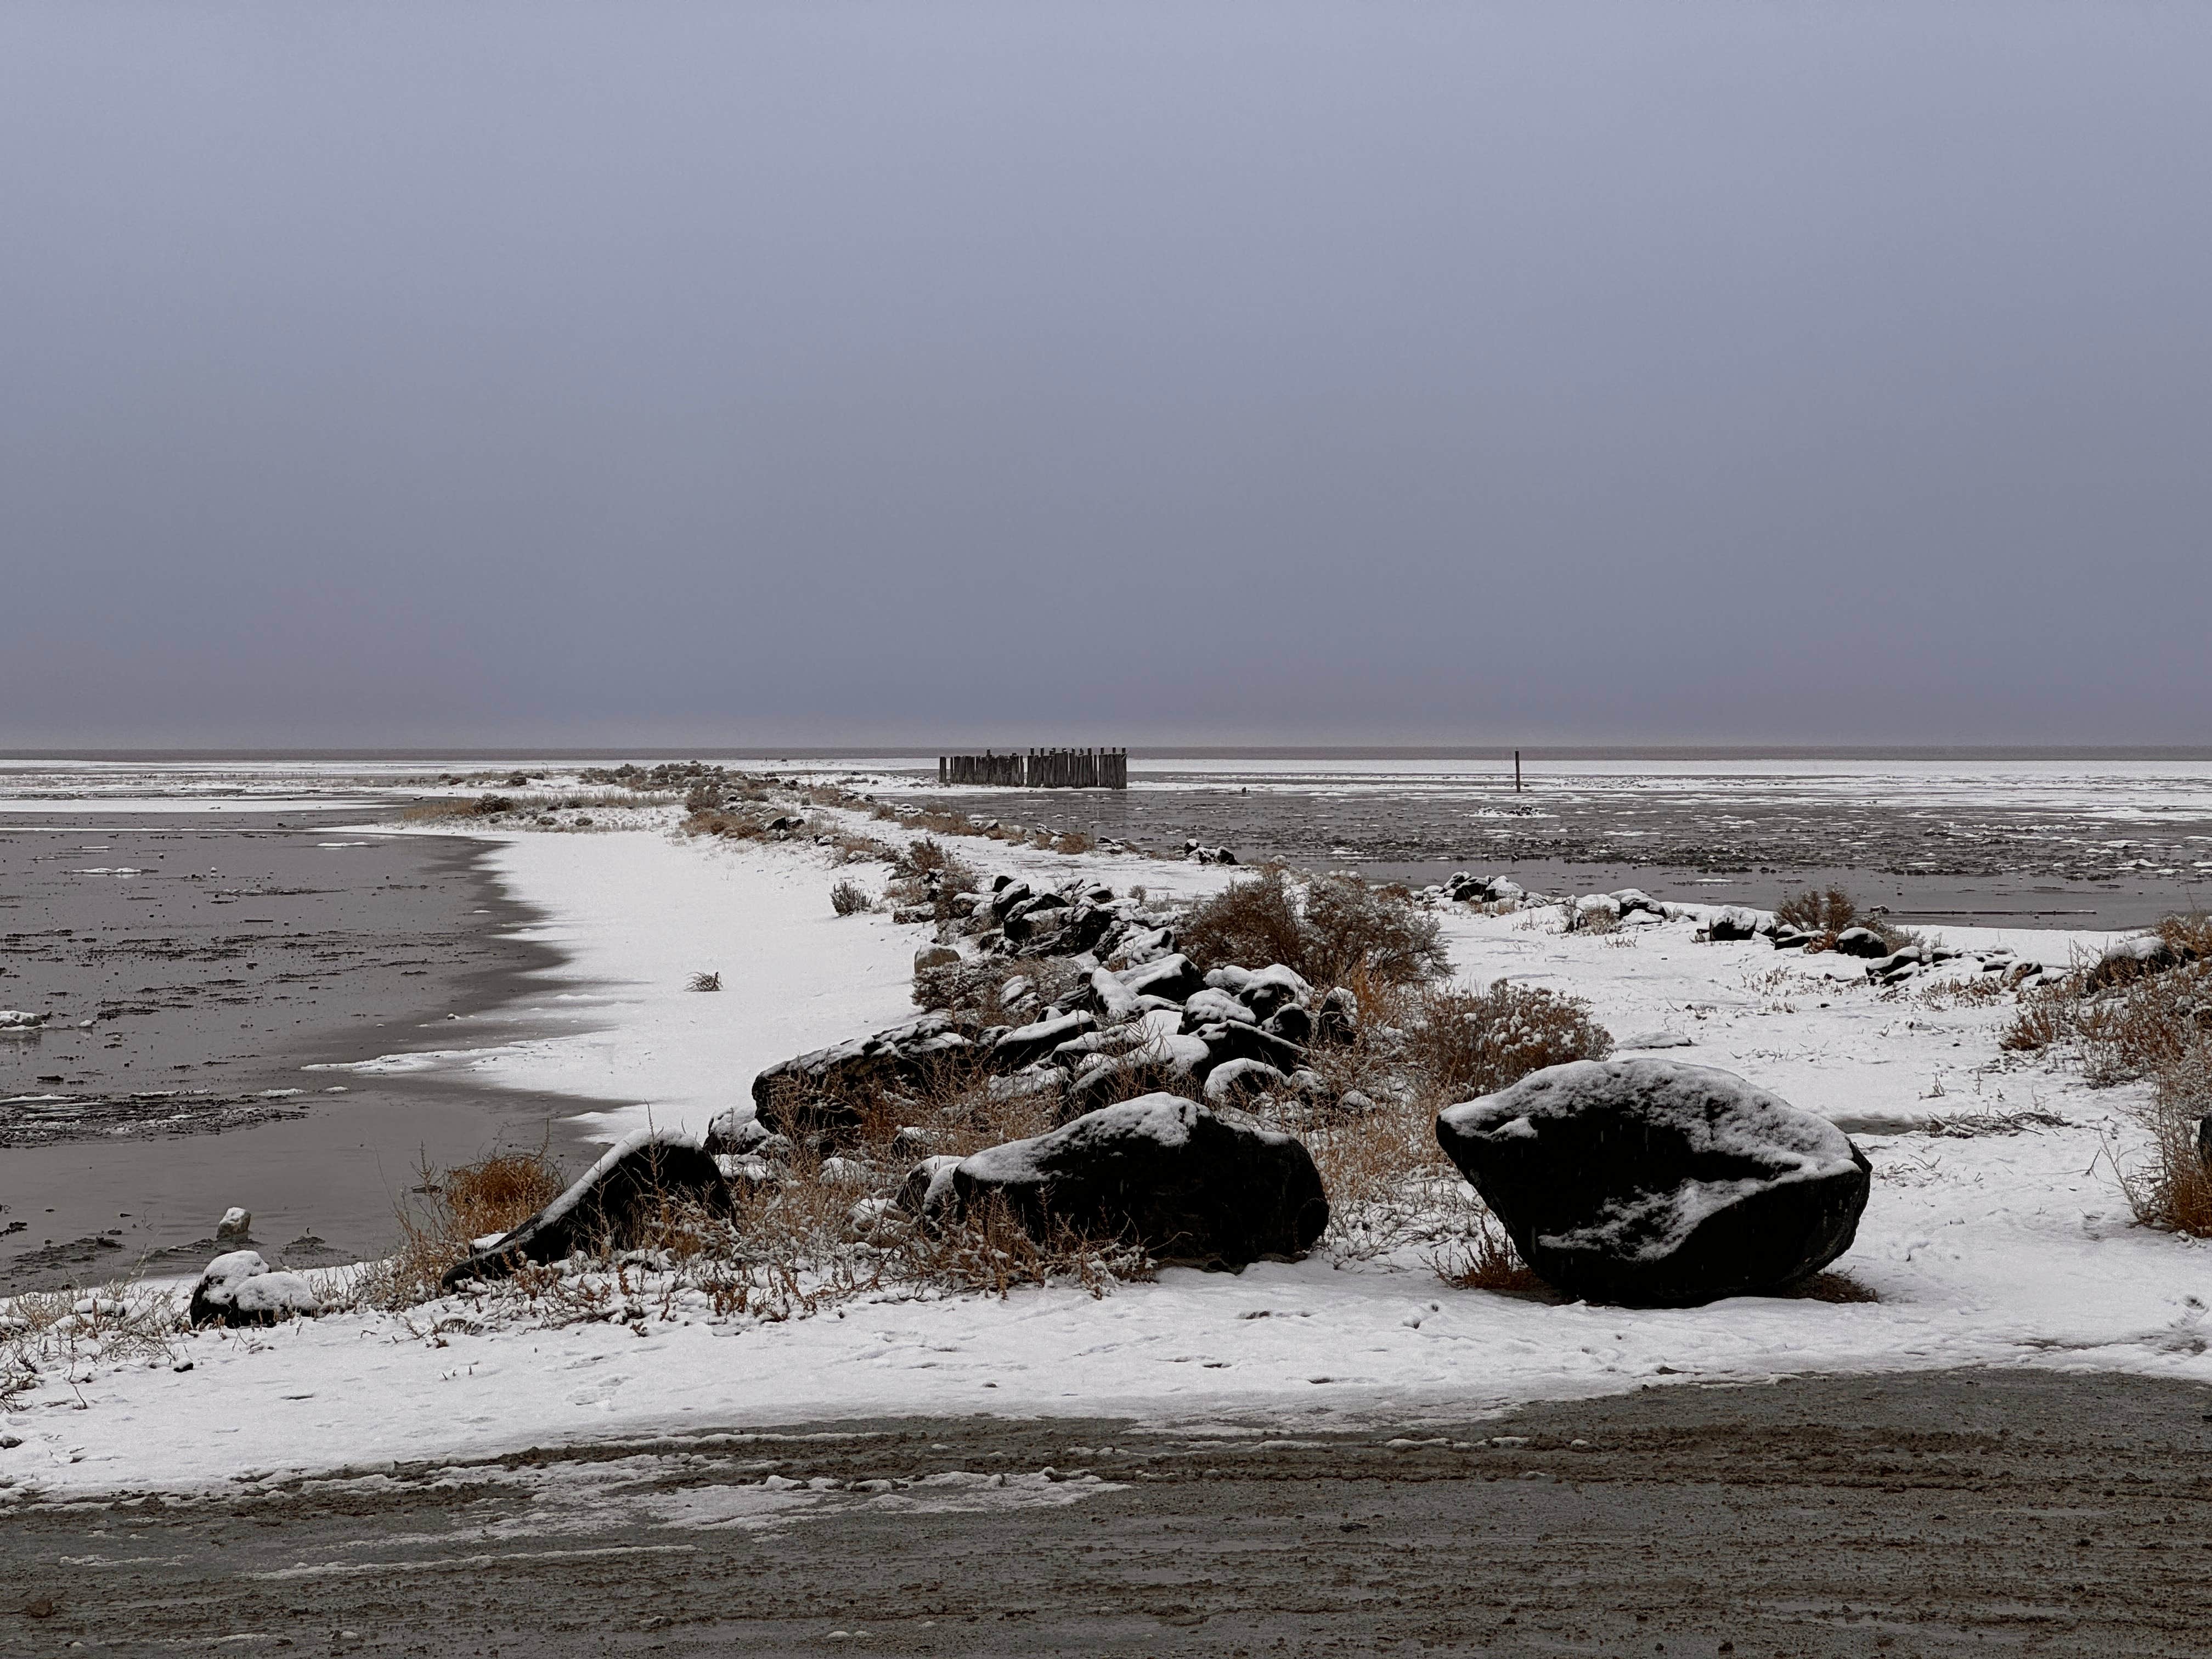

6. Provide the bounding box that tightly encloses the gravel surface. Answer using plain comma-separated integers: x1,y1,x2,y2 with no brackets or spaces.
9,1368,2211,1655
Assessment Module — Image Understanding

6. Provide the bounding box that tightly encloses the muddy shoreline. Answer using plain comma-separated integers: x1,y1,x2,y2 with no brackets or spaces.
0,810,610,1291
9,1368,2209,1654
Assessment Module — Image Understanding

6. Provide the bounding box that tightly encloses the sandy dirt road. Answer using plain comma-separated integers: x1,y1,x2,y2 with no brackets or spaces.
8,1368,2211,1656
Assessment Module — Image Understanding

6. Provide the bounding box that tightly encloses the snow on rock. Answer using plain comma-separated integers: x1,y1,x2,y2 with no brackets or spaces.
752,1010,976,1137
1831,927,1891,960
0,1008,47,1032
894,1154,964,1222
1704,907,1763,942
1116,952,1203,1004
1436,1059,1871,1308
1203,1058,1287,1104
188,1251,319,1328
1616,1030,1695,1051
442,1128,729,1289
991,1010,1097,1071
950,1092,1329,1268
2084,933,2194,993
1180,987,1258,1029
215,1206,252,1242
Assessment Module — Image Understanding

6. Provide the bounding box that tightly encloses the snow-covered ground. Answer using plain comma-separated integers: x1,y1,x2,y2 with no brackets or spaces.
8,809,2210,1502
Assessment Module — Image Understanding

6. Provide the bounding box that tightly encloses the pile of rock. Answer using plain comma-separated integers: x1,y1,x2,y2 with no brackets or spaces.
188,1250,320,1328
750,950,1356,1142
1565,889,1677,931
1438,872,1526,908
1701,906,2051,985
1182,841,1240,865
928,873,1183,964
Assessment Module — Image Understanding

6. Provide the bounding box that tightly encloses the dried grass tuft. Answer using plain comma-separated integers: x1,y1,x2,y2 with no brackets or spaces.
356,1146,567,1308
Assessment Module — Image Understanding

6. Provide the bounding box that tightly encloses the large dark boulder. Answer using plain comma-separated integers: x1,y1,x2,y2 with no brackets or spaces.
949,1092,1328,1268
1704,907,1760,943
752,1011,977,1135
2084,934,2195,994
441,1129,729,1288
1435,1059,1870,1307
1831,927,1889,959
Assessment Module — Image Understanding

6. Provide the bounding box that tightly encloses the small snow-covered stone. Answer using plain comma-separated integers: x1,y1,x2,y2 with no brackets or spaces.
188,1251,319,1328
215,1207,252,1243
1615,1030,1694,1051
703,1110,772,1156
1435,1059,1871,1307
913,944,961,973
1203,1058,1287,1104
1314,986,1359,1046
1180,988,1258,1030
893,1154,964,1223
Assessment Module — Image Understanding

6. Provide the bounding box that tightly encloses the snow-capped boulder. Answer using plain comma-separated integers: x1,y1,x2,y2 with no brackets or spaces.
702,1109,774,1156
990,1009,1097,1071
441,1129,729,1288
752,1011,977,1135
1180,988,1258,1030
215,1207,252,1243
949,1092,1328,1268
188,1251,319,1328
893,1153,964,1223
1314,986,1359,1045
1831,927,1889,959
1203,1058,1286,1104
913,944,961,973
2084,934,2194,994
1263,1003,1313,1044
1118,952,1203,1005
1434,1059,1871,1307
1704,907,1761,943
1189,1020,1307,1080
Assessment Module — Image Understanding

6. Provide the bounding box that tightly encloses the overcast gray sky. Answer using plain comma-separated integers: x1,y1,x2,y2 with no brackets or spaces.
3,2,2207,749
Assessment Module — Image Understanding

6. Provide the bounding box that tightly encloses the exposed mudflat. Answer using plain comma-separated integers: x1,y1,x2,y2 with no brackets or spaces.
7,1368,2210,1655
0,813,607,1290
906,763,2212,929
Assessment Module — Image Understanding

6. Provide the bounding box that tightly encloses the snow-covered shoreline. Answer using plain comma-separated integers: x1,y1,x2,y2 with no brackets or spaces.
8,810,2211,1502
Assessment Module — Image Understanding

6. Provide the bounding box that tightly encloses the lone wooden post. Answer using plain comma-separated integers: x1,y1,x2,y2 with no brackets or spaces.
1515,750,1522,794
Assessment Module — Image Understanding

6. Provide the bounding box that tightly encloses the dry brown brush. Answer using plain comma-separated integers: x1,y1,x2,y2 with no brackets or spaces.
1178,869,1449,988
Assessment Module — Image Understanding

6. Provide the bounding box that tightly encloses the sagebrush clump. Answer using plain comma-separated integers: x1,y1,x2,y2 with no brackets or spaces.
1179,868,1448,989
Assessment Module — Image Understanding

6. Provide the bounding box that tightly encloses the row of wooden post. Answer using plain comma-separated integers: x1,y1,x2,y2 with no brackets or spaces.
938,748,1127,789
